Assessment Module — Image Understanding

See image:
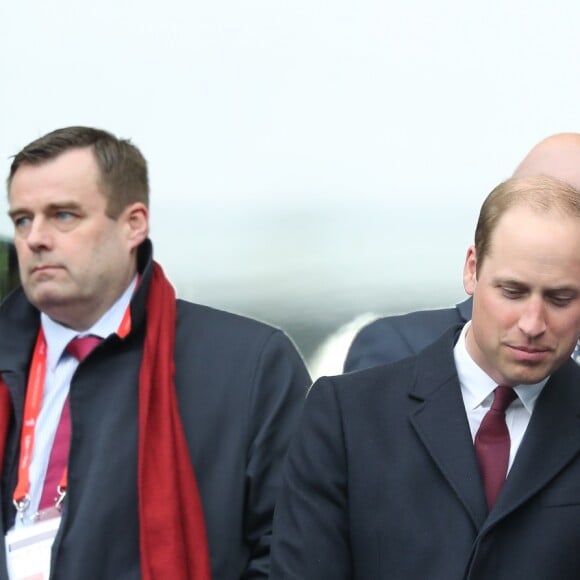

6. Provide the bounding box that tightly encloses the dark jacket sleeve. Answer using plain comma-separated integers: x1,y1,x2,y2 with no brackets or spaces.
244,330,311,579
270,377,351,580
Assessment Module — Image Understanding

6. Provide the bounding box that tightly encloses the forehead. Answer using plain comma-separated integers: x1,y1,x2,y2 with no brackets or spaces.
482,205,580,283
9,148,103,206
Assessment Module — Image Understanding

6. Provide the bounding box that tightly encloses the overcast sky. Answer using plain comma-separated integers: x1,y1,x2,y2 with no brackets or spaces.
2,1,580,356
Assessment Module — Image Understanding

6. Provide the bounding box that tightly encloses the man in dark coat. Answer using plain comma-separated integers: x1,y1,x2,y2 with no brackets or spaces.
271,176,580,579
0,126,310,580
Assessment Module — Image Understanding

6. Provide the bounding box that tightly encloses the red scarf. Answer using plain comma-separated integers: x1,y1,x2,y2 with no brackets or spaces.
0,262,212,579
138,262,212,579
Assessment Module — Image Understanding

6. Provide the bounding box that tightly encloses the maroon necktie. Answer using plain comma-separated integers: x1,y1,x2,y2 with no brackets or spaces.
38,335,102,510
474,385,517,510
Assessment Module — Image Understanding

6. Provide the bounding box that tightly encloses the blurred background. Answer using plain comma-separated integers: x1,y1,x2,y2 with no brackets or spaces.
2,1,580,377
0,240,17,301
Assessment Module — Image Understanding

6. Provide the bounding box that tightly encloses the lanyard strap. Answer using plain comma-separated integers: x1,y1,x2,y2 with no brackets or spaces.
13,330,47,511
13,305,133,513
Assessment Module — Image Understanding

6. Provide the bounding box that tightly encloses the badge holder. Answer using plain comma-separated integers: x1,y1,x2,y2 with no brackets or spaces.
6,492,65,579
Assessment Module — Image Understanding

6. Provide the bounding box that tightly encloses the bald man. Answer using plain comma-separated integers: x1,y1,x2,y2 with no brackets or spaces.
344,133,580,372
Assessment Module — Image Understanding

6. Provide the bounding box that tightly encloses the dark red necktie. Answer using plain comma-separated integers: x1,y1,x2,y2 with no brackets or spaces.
474,386,517,510
38,335,101,510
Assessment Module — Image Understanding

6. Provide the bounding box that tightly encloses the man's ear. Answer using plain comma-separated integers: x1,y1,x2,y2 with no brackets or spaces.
124,202,149,249
463,246,477,296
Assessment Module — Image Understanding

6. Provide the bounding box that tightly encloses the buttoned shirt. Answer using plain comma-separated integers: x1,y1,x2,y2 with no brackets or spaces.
453,322,547,472
19,277,137,524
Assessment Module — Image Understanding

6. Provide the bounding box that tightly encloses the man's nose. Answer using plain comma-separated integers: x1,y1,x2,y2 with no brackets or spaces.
25,218,53,251
517,297,547,338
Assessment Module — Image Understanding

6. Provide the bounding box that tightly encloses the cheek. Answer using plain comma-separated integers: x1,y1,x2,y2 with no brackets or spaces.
88,235,130,273
494,306,521,330
14,238,28,256
13,242,30,272
550,312,580,338
477,297,518,333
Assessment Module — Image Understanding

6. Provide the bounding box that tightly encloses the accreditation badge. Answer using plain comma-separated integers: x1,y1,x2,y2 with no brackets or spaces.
5,515,61,580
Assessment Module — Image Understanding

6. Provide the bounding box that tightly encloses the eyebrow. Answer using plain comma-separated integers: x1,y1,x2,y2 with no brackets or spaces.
8,201,83,219
495,278,579,294
544,287,579,295
493,278,528,289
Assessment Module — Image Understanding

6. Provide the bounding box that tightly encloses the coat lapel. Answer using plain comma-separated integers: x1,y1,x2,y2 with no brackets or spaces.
408,327,488,530
483,359,580,528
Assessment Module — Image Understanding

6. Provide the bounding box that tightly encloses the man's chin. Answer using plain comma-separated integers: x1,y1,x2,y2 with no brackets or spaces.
502,362,553,386
25,288,73,313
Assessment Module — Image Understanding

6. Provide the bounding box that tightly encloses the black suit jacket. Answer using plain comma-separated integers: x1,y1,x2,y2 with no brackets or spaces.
271,327,580,579
344,297,473,372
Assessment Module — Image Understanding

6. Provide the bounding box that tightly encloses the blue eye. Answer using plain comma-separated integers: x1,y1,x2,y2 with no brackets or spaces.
13,215,31,229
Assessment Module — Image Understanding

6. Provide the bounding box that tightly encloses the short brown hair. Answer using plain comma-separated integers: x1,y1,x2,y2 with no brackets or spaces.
475,176,580,273
7,126,149,218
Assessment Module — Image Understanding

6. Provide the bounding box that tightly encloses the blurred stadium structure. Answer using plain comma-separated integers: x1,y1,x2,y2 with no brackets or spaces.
308,312,379,379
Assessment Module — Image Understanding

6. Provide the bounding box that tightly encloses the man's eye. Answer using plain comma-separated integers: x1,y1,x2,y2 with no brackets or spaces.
549,295,573,307
13,216,31,229
502,287,523,299
55,211,74,221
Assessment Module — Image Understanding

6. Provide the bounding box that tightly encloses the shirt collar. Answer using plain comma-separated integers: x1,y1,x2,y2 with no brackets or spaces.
454,321,547,414
41,276,138,371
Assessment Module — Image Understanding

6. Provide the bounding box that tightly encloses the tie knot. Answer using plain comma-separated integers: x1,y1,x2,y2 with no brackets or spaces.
491,386,517,413
66,335,102,362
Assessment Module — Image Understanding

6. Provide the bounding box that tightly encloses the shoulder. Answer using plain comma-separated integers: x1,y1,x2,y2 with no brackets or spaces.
175,299,308,373
0,287,39,365
320,354,418,404
325,327,458,412
303,357,420,443
344,299,471,372
380,302,468,331
359,298,471,338
177,300,283,342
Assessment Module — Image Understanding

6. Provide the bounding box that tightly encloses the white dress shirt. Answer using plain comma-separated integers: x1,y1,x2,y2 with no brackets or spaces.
453,322,547,473
18,277,137,526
